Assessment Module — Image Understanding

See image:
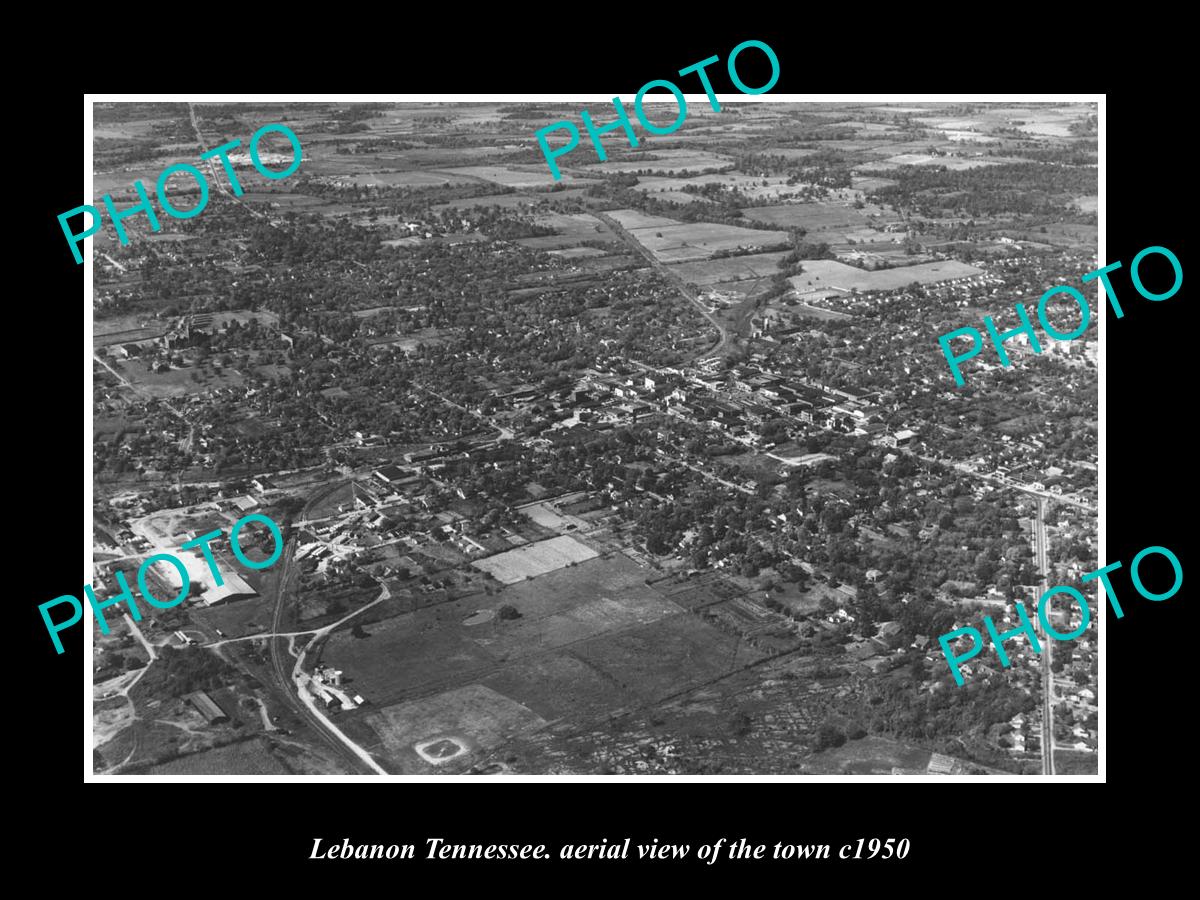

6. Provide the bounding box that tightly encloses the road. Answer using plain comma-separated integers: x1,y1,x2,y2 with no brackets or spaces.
187,103,274,225
94,353,189,424
414,383,514,441
797,300,850,319
655,449,754,495
289,583,391,775
917,452,1095,513
256,478,389,774
101,252,127,272
592,210,727,359
1032,497,1056,775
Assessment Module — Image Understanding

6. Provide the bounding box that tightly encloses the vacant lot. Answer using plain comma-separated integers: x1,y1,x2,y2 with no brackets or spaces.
789,258,983,294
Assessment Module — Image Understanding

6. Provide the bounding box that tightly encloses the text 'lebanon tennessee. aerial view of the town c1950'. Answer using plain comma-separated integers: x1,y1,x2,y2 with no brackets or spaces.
91,100,1098,776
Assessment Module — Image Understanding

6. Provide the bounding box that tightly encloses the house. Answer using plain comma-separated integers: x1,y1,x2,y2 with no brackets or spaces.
876,621,904,647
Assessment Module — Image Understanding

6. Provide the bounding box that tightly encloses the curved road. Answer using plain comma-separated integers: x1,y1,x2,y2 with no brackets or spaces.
260,478,385,774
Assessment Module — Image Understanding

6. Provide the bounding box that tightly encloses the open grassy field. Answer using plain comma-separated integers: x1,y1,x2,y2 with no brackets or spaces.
108,358,248,399
621,221,790,263
143,737,292,775
667,251,791,286
480,652,638,720
877,153,1003,170
571,614,760,702
1072,195,1098,214
432,188,594,211
532,211,610,236
1053,748,1098,774
742,202,873,230
316,170,472,188
365,684,546,773
586,149,732,175
800,735,932,774
634,172,804,204
190,595,275,639
514,212,620,250
320,554,680,706
548,246,610,260
304,481,355,519
606,209,683,230
789,258,983,294
436,165,596,188
241,191,329,209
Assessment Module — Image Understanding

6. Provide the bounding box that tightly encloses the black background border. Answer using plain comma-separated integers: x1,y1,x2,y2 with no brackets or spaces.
20,29,1191,884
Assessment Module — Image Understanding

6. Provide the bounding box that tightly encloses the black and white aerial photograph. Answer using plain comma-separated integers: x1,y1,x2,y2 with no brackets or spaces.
88,99,1099,777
